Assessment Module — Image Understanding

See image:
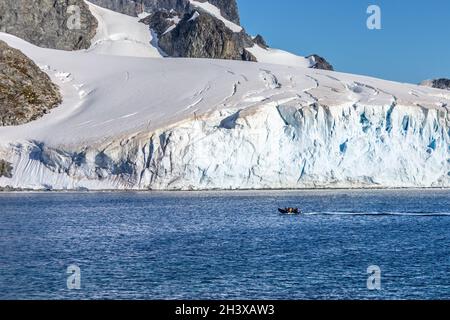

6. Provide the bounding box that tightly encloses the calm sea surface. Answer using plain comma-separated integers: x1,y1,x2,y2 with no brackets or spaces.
0,190,449,300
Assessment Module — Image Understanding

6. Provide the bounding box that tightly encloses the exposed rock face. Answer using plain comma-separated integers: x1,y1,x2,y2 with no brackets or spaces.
151,11,255,61
198,0,240,24
0,41,61,126
139,10,180,35
0,0,98,50
0,159,13,178
89,0,240,24
253,35,268,49
307,54,334,71
420,79,450,90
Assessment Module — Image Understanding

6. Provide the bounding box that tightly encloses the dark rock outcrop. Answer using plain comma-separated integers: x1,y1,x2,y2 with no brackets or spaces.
0,41,62,126
0,0,98,50
307,54,334,71
420,79,450,90
89,0,240,24
154,11,255,61
139,10,180,36
199,0,240,24
0,159,13,178
253,35,268,49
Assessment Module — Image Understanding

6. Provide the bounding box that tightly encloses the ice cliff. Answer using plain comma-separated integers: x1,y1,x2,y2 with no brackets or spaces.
2,100,449,190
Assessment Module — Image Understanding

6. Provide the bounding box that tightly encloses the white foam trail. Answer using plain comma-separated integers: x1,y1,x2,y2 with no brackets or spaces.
302,212,450,217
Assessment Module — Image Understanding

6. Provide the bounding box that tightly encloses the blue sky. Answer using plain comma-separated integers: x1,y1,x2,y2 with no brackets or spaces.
238,0,450,84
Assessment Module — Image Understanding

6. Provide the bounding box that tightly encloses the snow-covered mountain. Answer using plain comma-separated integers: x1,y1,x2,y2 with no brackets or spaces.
88,0,328,66
0,0,326,65
0,2,449,190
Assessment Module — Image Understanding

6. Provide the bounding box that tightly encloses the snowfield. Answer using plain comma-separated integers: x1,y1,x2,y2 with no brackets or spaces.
0,4,449,190
247,44,314,69
86,2,164,58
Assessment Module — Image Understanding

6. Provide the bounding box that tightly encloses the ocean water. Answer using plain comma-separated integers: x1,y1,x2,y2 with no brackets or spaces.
0,190,449,300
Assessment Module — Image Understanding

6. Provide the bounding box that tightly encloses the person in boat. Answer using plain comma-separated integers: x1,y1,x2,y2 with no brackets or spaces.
283,207,298,213
278,207,300,214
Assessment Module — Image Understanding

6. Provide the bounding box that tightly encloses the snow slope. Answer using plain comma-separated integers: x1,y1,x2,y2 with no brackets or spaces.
247,44,313,68
0,32,449,190
86,1,164,58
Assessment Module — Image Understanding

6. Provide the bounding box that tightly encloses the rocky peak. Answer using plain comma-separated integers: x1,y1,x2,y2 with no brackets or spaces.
139,10,181,36
307,54,334,71
153,10,255,61
195,0,240,24
0,40,61,126
0,0,97,50
420,78,450,90
253,35,268,49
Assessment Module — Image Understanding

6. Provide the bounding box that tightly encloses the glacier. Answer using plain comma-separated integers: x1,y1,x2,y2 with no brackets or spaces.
0,4,449,190
2,100,449,190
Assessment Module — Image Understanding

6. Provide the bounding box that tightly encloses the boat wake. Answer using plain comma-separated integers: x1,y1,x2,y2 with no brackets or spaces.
302,211,450,217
